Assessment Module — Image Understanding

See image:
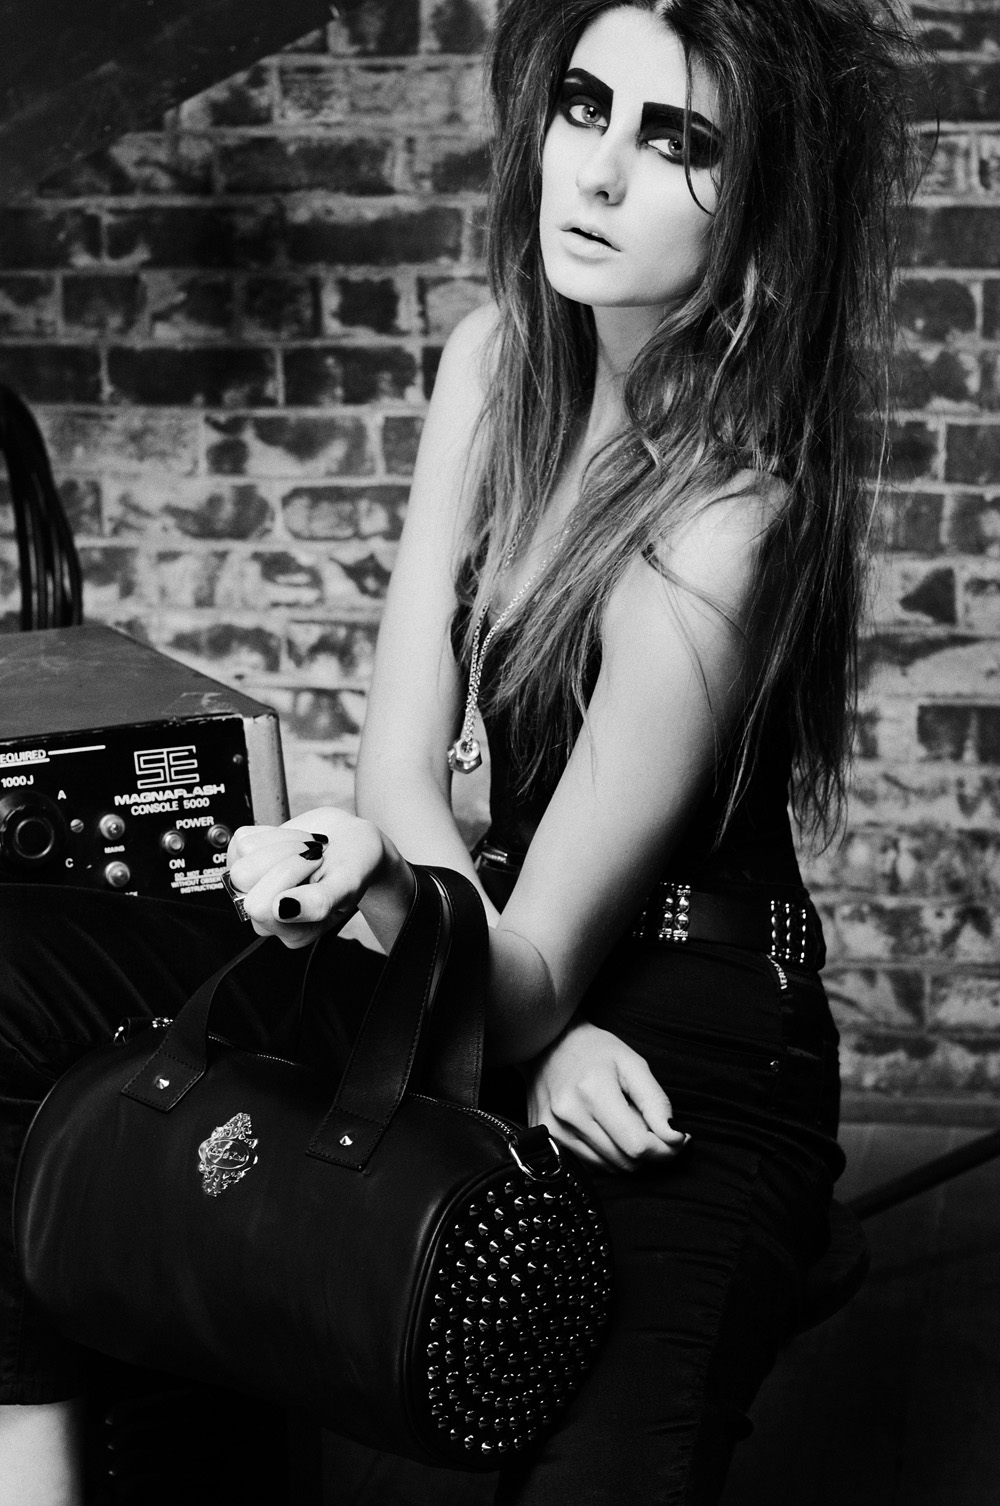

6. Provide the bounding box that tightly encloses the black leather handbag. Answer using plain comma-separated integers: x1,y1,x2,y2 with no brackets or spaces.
13,866,613,1470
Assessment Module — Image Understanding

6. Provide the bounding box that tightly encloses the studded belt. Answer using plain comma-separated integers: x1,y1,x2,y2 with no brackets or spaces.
631,880,824,970
475,844,823,971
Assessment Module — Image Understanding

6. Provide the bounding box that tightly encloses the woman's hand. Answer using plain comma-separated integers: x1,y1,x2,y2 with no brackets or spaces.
525,1020,689,1172
226,807,392,949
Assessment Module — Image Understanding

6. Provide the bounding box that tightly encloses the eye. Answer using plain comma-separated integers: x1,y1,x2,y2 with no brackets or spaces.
557,77,610,133
644,128,720,171
569,98,608,129
647,134,685,163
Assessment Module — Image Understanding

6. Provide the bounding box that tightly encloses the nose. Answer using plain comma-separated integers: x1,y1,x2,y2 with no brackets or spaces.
575,133,627,204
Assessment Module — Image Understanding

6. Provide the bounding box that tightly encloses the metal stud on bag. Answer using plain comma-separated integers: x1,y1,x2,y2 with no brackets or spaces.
415,1145,613,1460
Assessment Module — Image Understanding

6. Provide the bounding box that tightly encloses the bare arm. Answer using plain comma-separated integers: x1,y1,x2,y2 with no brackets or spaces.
231,482,776,1045
230,302,559,1055
354,301,500,917
485,493,774,1054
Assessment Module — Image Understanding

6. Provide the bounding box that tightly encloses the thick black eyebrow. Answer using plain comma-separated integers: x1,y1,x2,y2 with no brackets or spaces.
640,102,721,144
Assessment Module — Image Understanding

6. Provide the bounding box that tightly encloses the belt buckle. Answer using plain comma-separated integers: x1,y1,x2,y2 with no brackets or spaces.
769,899,809,967
655,882,691,944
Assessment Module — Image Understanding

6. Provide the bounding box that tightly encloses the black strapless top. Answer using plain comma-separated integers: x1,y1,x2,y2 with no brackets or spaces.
453,611,806,900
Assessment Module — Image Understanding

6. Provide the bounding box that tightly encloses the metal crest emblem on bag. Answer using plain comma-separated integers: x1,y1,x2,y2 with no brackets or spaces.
198,1113,258,1197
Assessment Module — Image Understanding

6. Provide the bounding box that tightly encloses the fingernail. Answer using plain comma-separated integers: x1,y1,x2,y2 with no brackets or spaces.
300,842,324,860
278,897,301,920
310,832,329,845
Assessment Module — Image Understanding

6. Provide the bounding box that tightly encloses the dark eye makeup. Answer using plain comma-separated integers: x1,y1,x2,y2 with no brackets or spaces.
640,103,721,170
557,69,722,171
558,72,613,131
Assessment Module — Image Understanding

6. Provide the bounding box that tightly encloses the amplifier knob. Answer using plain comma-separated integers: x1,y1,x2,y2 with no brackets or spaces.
103,861,132,889
99,814,126,842
206,824,232,851
0,794,65,870
11,815,56,861
160,830,186,854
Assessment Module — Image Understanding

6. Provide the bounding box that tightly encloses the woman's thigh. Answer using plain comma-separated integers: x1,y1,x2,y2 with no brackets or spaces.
495,942,844,1506
496,1130,813,1506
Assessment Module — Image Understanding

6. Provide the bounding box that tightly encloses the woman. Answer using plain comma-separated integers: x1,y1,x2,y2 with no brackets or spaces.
234,3,918,1499
0,1,918,1501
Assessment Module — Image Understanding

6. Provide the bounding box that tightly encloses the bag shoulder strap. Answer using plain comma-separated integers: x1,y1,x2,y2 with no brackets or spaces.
121,932,269,1110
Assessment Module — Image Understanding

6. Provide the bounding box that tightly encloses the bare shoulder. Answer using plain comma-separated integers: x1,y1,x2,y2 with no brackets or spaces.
653,469,786,591
678,468,788,552
395,301,502,552
605,470,787,646
713,466,788,527
434,300,502,394
408,301,500,492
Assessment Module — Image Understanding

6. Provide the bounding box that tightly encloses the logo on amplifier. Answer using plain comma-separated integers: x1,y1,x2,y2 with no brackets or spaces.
134,746,200,790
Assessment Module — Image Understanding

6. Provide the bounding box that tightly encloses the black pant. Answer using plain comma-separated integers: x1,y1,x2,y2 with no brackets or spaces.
346,935,847,1506
0,884,845,1504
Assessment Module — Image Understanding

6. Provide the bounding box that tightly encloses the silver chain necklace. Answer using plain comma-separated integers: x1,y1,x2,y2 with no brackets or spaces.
447,539,559,775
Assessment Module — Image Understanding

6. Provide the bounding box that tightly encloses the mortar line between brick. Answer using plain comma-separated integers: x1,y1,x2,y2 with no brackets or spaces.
894,409,1000,422
31,191,488,210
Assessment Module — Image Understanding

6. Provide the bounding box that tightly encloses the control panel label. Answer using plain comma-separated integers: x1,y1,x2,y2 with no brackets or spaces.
0,748,48,767
0,719,256,905
114,783,225,809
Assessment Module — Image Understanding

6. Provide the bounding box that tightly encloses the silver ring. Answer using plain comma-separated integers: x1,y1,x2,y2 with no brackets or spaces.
221,869,250,923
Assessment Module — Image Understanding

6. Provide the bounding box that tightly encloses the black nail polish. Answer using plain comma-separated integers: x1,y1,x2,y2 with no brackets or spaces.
278,897,301,920
300,842,324,860
310,832,329,845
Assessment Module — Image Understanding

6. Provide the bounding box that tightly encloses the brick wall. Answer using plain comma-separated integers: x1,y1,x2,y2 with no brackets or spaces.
0,0,998,1118
823,1,1000,1119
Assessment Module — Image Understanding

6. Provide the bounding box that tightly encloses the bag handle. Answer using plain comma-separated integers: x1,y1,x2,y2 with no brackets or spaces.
308,866,487,1167
122,867,489,1171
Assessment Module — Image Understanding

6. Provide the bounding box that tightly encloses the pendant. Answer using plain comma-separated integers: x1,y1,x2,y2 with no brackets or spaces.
448,736,482,774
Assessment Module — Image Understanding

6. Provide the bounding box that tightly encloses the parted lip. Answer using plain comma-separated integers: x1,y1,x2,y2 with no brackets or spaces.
562,221,620,251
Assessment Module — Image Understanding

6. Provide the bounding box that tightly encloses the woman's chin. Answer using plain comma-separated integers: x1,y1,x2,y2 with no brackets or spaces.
541,263,635,311
540,250,693,316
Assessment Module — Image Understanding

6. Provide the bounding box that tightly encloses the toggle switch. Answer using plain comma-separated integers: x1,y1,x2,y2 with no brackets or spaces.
103,861,132,889
99,813,126,842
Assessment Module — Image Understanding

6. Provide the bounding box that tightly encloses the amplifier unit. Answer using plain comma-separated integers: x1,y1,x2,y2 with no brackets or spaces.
0,624,288,904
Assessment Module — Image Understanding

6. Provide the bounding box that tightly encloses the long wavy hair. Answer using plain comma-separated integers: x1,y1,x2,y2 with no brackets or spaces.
455,0,922,842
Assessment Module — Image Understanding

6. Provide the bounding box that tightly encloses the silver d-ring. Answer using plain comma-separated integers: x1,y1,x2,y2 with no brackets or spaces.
221,869,250,923
509,1135,562,1181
